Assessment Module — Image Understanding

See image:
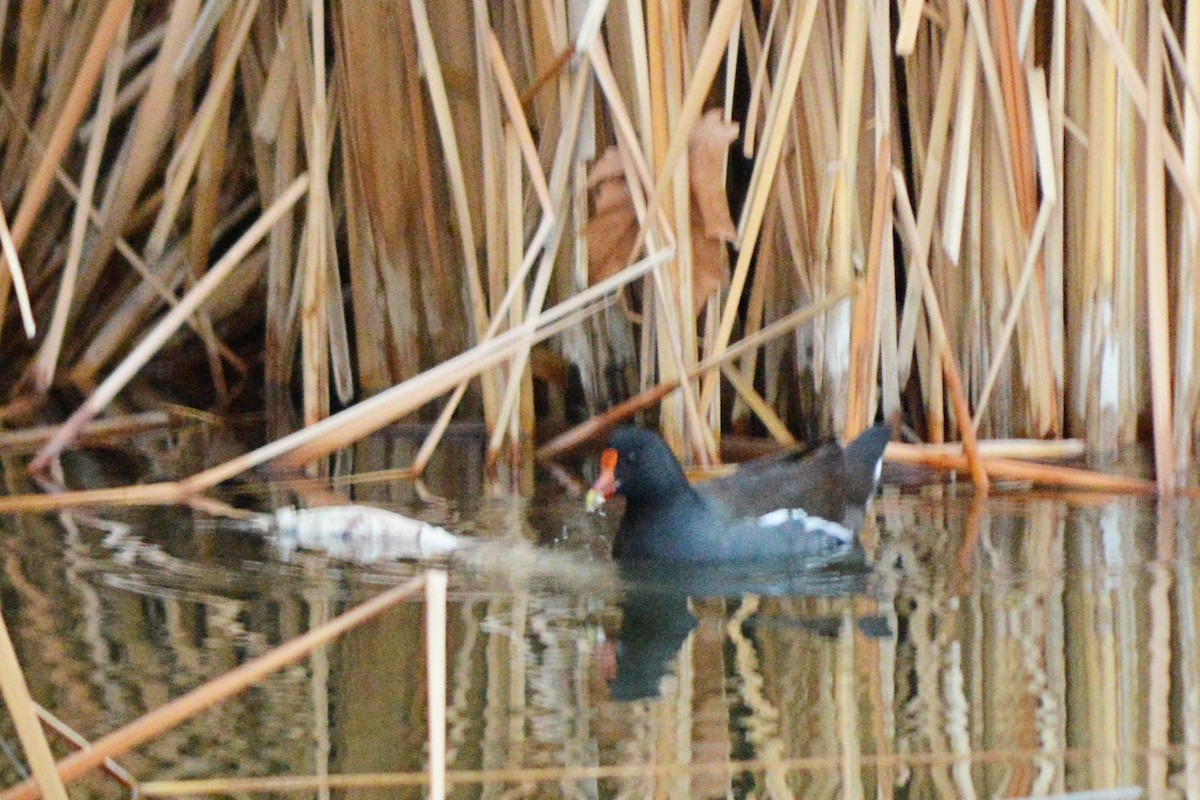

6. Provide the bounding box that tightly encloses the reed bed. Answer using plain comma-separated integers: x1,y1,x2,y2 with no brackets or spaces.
0,0,1197,495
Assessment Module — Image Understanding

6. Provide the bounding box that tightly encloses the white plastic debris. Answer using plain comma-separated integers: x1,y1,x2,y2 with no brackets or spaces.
274,505,462,563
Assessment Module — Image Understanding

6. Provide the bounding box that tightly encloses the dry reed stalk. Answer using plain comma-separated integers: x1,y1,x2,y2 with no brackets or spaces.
728,199,773,432
893,1,964,388
131,749,1168,795
0,198,33,339
719,364,794,444
0,0,43,181
229,249,668,477
481,56,596,465
332,5,418,398
941,26,978,269
184,7,239,406
425,570,448,800
485,31,553,216
518,44,574,112
823,0,870,437
473,30,558,460
990,0,1059,437
883,442,1154,494
27,175,309,474
29,12,127,393
34,704,136,790
0,411,171,455
0,70,253,380
970,68,1058,433
861,0,893,425
50,195,255,387
1079,0,1200,217
1176,2,1200,474
892,169,989,493
1046,0,1067,427
662,0,696,455
1145,2,1176,494
0,573,433,800
740,0,781,158
144,0,261,262
508,130,536,459
407,0,497,417
174,0,231,74
611,0,741,277
844,137,890,439
700,0,819,419
395,0,450,379
301,0,330,429
893,438,1085,460
589,43,675,243
69,1,201,315
534,288,852,459
534,381,680,461
1,0,135,295
0,596,70,800
895,0,923,56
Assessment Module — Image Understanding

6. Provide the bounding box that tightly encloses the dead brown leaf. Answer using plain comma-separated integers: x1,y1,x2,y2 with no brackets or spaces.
689,109,740,242
585,108,740,316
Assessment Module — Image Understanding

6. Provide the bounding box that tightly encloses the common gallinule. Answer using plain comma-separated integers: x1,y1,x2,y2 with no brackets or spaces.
587,425,892,562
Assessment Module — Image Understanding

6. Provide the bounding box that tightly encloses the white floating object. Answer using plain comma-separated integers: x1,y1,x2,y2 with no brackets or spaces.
274,505,461,563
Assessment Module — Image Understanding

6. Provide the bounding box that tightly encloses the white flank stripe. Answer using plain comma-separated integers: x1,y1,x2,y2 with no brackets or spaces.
756,508,854,543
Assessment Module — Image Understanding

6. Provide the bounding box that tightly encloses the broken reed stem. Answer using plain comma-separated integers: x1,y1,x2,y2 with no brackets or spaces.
884,442,1154,494
0,574,433,800
28,174,310,474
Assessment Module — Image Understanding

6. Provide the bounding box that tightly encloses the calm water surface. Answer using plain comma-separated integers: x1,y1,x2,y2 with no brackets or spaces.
0,431,1196,798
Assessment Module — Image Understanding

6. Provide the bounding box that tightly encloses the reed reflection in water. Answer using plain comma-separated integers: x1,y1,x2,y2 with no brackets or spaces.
0,480,1195,798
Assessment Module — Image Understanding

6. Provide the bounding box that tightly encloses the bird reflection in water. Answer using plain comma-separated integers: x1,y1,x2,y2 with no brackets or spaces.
602,554,891,701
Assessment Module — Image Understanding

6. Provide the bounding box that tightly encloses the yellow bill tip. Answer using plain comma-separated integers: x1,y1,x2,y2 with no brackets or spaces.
585,488,606,513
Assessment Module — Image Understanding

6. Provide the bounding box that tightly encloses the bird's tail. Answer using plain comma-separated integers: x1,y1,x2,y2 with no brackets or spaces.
843,424,892,506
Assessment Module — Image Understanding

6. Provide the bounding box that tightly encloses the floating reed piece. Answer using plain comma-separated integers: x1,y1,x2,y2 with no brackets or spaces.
0,1,1197,489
